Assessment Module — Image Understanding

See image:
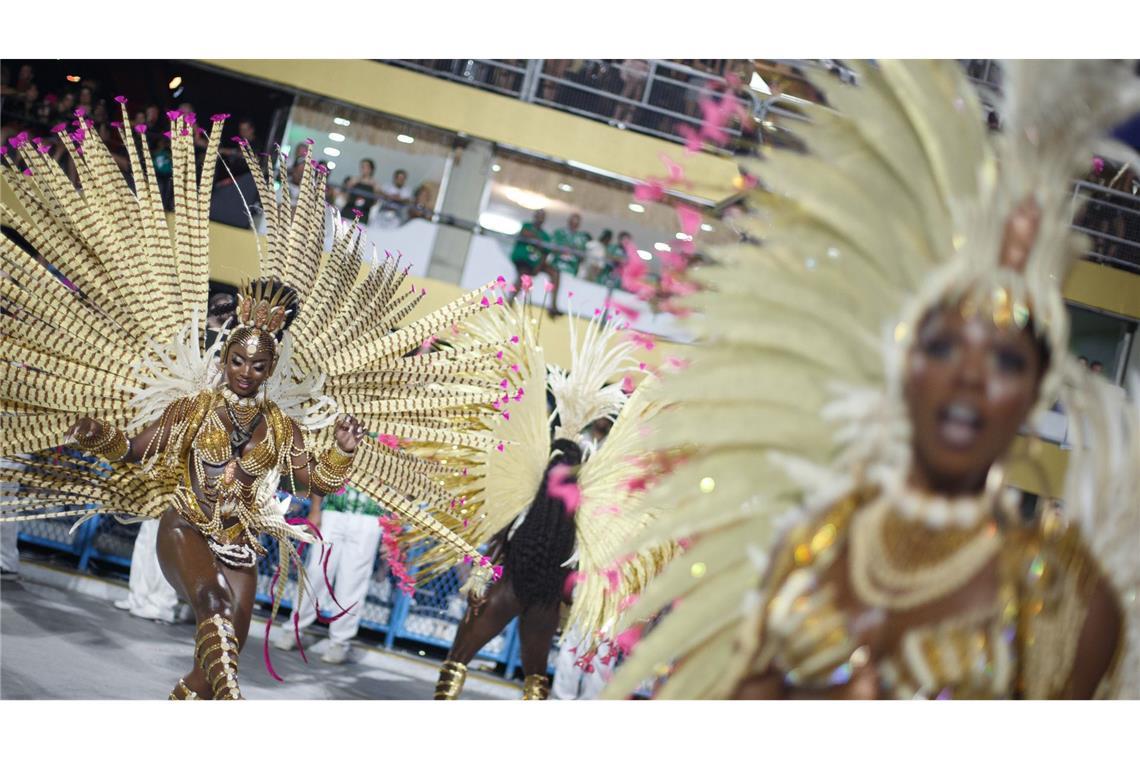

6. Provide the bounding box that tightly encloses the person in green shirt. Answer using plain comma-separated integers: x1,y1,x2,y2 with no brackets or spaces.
598,230,632,290
510,209,562,316
551,213,588,276
510,209,552,278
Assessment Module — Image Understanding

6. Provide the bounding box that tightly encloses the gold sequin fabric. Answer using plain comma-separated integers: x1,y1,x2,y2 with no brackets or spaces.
751,494,1121,699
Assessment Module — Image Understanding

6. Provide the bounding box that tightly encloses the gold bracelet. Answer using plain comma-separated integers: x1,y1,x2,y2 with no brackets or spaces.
330,444,356,467
311,445,355,494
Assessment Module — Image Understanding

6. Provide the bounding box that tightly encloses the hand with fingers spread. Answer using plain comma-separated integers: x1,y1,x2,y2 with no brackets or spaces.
334,414,366,454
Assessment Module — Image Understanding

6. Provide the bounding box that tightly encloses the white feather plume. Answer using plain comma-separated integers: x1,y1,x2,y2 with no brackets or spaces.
548,309,644,440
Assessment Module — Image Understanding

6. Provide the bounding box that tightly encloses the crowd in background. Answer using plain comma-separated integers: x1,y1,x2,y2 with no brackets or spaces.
510,208,637,311
1076,155,1140,268
335,158,435,227
2,62,262,209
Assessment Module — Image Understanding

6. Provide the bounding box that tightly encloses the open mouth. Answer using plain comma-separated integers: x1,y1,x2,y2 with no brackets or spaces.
936,400,984,450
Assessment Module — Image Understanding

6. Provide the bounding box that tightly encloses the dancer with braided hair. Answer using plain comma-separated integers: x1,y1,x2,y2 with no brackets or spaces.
396,298,675,699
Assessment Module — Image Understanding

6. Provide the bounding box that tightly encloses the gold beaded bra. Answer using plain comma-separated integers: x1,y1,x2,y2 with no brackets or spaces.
749,490,1121,699
147,389,304,568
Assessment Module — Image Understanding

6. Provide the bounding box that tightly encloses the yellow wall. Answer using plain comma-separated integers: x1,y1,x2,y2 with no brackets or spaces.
1063,260,1140,321
200,59,741,205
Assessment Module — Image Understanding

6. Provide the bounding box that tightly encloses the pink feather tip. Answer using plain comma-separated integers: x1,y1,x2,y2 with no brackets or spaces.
547,464,581,513
520,274,533,291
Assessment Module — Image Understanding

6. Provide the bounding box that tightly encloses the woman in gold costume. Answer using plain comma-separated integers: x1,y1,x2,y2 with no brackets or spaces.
2,104,515,698
602,60,1140,700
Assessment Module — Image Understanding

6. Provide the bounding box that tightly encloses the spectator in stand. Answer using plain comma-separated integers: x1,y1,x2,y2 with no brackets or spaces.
584,228,612,280
613,60,650,127
217,117,256,177
598,230,632,289
77,86,94,114
551,213,588,277
377,168,413,227
406,183,435,222
14,64,35,98
1078,356,1089,369
341,158,380,224
511,209,560,312
54,91,76,120
1090,360,1105,376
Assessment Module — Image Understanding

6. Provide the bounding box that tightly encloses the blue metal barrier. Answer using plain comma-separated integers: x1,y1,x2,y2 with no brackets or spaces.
16,484,550,681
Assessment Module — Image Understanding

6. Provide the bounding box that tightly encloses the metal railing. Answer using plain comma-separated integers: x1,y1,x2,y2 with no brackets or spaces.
387,59,761,150
1071,179,1140,272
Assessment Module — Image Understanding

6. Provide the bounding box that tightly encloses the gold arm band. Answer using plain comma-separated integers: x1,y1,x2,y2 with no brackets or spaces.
311,445,356,494
75,424,129,462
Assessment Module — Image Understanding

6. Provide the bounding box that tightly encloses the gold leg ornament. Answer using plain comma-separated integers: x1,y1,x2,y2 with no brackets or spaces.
168,678,202,700
195,614,243,700
434,660,468,700
522,674,551,700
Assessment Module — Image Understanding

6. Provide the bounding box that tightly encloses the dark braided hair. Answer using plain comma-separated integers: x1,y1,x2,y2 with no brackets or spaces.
505,438,582,610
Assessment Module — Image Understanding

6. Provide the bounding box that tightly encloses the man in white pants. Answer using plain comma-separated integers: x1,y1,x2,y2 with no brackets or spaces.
551,626,614,700
113,518,181,622
271,488,383,664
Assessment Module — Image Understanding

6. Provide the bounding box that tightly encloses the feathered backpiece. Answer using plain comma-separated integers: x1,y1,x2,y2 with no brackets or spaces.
230,140,524,596
548,303,643,442
1,104,512,598
603,60,1140,699
394,296,550,583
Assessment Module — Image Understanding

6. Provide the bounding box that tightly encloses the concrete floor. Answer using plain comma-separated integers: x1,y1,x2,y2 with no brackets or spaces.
0,565,517,700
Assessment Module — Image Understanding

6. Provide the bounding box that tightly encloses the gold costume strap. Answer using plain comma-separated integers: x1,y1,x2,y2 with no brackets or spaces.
433,660,468,700
168,679,201,701
194,614,242,700
311,445,356,495
74,423,128,463
521,674,551,701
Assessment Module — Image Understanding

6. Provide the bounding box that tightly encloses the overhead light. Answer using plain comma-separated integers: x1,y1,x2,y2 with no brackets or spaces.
654,242,671,252
503,186,549,211
628,203,645,213
333,117,351,126
327,161,336,170
328,132,346,142
700,223,713,232
675,232,693,241
749,71,771,95
66,75,81,83
491,163,502,173
805,257,817,270
558,183,573,192
323,146,341,157
172,87,184,99
478,212,524,236
827,247,840,259
396,134,415,144
168,76,182,90
637,249,653,261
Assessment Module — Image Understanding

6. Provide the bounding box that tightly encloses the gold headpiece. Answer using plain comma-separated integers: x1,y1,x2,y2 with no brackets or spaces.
224,278,299,358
